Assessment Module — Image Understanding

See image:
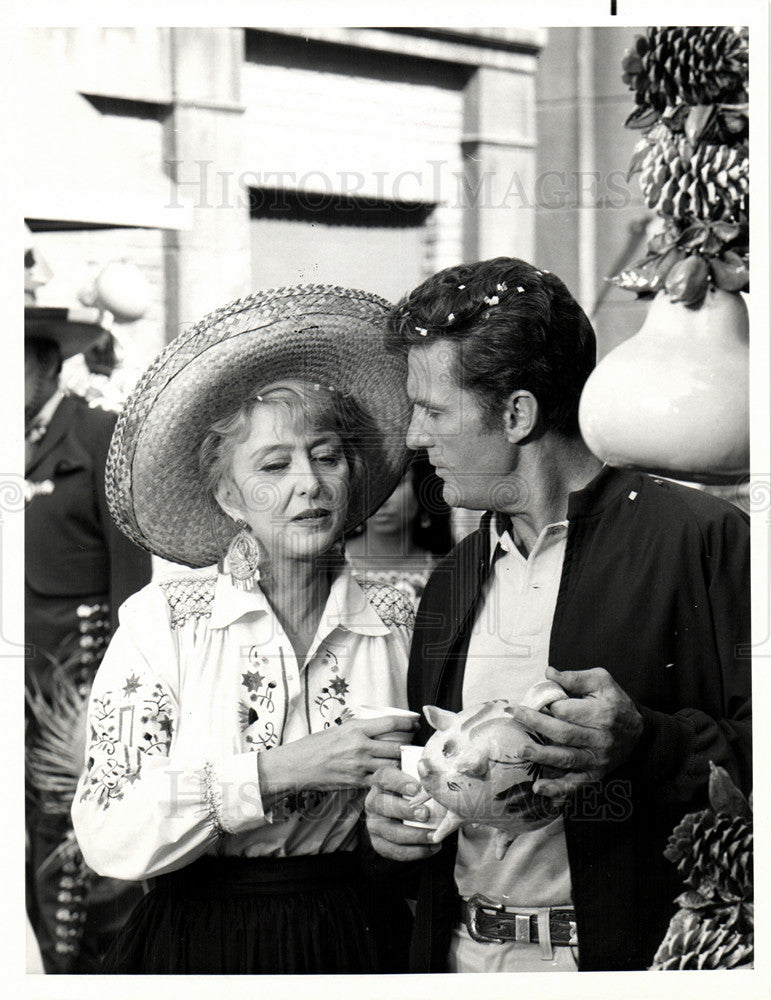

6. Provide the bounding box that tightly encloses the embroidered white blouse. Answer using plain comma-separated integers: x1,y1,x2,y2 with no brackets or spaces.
71,566,413,881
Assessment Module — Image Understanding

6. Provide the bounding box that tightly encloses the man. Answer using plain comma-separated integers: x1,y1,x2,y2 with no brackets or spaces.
365,257,751,972
25,305,152,973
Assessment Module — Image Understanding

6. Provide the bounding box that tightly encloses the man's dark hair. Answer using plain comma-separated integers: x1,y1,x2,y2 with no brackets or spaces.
387,257,596,437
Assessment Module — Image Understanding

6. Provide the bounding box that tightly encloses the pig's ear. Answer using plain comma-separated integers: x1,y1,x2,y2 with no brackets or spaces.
519,679,567,712
423,705,455,731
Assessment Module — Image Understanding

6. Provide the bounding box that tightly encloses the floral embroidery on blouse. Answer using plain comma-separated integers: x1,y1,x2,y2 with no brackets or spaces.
314,672,356,729
78,674,174,808
72,570,412,875
238,647,284,752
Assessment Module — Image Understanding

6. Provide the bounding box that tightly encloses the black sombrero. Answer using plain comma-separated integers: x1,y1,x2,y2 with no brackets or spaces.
25,305,109,359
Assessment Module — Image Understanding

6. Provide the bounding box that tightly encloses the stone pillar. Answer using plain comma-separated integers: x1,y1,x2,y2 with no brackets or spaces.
162,28,250,342
461,64,538,263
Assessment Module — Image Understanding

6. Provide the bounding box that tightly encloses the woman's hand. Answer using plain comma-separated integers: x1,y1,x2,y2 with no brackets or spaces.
257,716,417,799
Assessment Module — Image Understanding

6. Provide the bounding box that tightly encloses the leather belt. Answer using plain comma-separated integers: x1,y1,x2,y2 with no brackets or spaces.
461,894,578,959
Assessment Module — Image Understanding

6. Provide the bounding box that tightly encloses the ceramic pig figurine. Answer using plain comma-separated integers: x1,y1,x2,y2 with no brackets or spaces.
413,680,568,859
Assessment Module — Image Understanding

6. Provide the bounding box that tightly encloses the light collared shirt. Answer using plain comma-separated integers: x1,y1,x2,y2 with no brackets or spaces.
72,566,411,881
454,514,571,909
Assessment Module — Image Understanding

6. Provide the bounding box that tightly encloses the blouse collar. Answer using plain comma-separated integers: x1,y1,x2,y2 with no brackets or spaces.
209,562,391,638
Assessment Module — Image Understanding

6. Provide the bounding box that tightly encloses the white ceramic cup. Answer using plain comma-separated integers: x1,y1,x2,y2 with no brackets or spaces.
400,744,445,830
357,705,421,720
357,705,420,742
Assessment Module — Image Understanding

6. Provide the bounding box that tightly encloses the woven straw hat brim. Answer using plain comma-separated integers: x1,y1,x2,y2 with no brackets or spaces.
106,285,411,568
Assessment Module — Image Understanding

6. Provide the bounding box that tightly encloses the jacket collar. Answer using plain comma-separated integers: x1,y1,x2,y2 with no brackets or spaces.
472,467,629,561
566,464,639,520
25,393,77,476
209,563,391,638
483,465,630,539
444,468,631,650
427,514,492,655
28,389,65,435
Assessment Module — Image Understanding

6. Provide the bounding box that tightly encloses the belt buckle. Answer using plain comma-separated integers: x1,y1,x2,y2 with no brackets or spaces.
464,893,507,944
514,914,532,943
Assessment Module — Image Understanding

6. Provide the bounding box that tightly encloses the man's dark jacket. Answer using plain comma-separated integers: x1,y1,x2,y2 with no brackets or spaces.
25,393,152,685
406,466,751,972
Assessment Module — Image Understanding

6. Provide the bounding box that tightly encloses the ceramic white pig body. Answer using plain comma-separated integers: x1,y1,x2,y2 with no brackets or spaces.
414,680,567,859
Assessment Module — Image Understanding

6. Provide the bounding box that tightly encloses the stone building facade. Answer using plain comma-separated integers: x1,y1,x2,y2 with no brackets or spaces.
25,26,646,364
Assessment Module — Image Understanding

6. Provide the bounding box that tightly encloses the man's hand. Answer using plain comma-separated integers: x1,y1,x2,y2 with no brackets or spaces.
365,765,442,862
510,666,644,798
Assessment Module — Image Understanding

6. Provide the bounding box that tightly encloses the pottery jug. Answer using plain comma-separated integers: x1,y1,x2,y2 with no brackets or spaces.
578,288,748,482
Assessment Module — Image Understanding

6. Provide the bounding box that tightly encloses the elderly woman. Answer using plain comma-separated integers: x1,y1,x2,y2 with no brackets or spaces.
71,287,417,974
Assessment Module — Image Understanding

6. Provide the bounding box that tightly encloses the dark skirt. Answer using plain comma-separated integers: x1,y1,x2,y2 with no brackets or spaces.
103,852,387,974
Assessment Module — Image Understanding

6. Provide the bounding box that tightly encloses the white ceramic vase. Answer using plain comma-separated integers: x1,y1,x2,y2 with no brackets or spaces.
579,288,749,483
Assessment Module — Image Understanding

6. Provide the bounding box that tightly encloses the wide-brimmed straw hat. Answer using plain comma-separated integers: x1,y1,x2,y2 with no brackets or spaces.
106,285,411,567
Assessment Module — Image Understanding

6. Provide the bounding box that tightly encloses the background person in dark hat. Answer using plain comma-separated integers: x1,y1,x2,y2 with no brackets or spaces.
25,302,152,973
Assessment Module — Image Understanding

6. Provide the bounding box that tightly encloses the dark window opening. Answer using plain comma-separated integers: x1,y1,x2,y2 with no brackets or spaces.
249,187,434,229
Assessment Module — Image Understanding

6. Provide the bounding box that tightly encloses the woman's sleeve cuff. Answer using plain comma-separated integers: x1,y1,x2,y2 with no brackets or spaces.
206,754,268,834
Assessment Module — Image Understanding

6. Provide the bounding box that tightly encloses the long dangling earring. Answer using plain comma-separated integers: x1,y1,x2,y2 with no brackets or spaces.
220,519,262,591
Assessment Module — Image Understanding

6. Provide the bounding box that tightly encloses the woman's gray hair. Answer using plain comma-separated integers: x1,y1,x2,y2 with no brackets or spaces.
198,379,369,508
